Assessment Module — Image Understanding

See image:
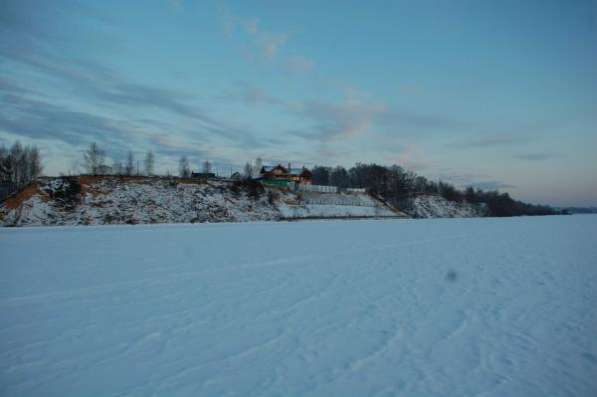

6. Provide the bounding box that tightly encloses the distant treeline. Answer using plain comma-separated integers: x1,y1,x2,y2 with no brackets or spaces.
559,207,597,214
0,140,560,217
311,163,559,217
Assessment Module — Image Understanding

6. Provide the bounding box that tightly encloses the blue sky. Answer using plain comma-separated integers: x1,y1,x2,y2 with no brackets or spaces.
0,0,595,206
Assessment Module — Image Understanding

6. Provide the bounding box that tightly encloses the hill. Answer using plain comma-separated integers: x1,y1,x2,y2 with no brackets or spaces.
0,176,409,226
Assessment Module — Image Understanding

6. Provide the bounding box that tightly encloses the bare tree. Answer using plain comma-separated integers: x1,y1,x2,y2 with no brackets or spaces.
125,151,134,176
202,160,211,174
27,146,42,181
253,157,262,176
112,160,124,176
179,156,191,178
9,141,23,185
0,145,8,181
0,141,43,188
83,142,105,175
243,162,253,179
144,151,155,176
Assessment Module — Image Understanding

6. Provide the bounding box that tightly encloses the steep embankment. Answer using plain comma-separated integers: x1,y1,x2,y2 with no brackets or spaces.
406,195,486,218
0,177,401,227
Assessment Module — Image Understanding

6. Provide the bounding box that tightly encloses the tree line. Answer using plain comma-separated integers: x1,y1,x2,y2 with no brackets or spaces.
82,143,213,179
82,143,156,177
0,141,43,189
0,140,560,217
310,163,559,217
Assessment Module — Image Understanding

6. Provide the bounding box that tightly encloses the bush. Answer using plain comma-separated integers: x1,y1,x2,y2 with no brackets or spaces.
49,177,82,210
231,179,264,199
267,190,279,204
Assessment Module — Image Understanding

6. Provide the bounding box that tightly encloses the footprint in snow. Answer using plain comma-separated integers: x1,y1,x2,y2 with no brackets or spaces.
445,270,458,282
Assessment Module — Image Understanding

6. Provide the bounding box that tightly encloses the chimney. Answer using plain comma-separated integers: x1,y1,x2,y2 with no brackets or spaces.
287,162,291,174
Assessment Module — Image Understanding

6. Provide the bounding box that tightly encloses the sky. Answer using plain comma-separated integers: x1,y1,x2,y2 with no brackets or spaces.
0,0,596,206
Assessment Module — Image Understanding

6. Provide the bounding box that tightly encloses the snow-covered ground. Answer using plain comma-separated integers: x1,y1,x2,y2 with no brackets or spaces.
408,195,485,218
0,177,400,226
278,191,397,218
1,215,596,396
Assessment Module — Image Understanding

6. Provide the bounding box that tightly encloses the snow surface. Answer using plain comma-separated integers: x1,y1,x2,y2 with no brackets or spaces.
1,215,596,396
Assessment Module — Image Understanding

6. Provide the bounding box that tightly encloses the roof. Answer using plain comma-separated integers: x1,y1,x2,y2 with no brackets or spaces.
260,165,311,176
261,165,283,173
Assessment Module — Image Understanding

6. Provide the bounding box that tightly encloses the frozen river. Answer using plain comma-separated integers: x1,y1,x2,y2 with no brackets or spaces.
1,215,596,396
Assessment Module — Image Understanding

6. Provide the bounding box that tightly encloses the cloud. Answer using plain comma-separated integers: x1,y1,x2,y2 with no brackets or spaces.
221,8,317,80
513,152,562,161
0,90,238,170
0,5,275,171
449,134,530,148
216,84,285,107
0,78,38,96
244,18,259,34
437,171,515,191
0,93,134,149
0,8,256,147
386,144,433,172
296,99,386,140
378,110,469,130
169,0,183,12
0,45,257,146
218,84,469,143
258,32,287,59
284,56,315,73
292,98,467,141
221,11,287,59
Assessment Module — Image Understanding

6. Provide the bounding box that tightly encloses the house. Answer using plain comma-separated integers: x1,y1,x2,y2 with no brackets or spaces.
259,164,312,185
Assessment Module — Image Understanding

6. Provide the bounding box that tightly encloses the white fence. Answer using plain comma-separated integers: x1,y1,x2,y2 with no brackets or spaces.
306,198,375,207
345,187,366,193
304,194,378,207
297,184,338,193
292,184,368,194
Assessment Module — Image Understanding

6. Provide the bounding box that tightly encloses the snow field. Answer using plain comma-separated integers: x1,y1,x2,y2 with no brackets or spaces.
1,215,596,396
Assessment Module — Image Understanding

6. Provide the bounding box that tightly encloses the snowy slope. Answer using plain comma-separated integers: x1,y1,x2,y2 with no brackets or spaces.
407,195,486,218
1,215,596,396
0,177,400,226
277,190,397,218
